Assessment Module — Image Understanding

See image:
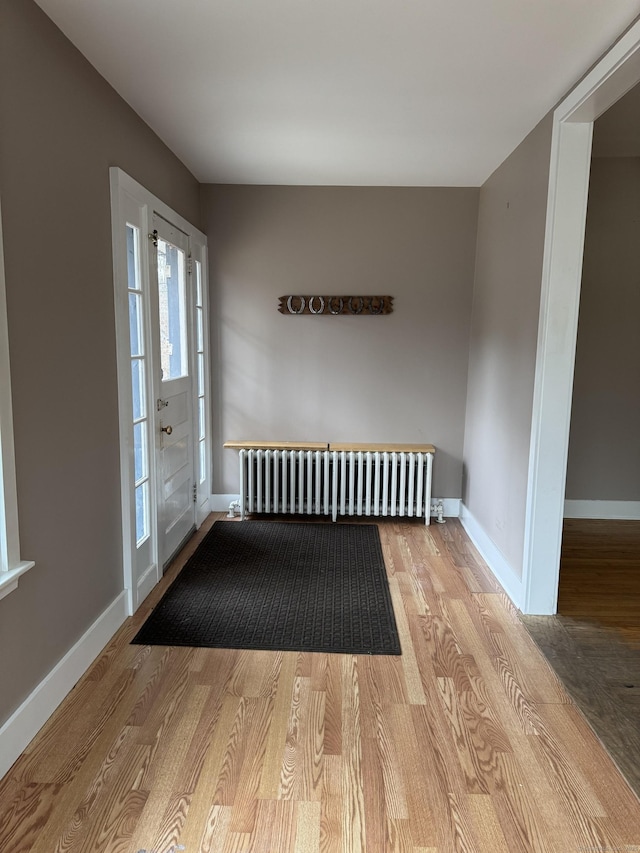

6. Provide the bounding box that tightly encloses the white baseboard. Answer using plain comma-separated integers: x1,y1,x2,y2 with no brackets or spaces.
211,493,240,512
431,498,461,518
212,495,461,519
564,500,640,520
459,504,523,610
0,591,128,779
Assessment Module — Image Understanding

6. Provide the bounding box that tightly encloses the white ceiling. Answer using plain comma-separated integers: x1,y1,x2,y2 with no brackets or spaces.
34,0,640,186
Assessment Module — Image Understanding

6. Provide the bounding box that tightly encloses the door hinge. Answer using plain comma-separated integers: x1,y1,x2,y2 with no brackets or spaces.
148,229,158,247
187,256,193,275
193,483,198,503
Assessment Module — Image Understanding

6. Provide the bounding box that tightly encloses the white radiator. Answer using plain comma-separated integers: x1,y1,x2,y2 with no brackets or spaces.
238,447,433,524
333,450,433,523
239,449,332,517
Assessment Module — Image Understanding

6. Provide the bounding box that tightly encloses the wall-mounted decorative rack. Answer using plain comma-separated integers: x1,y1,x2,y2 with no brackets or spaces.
278,295,393,315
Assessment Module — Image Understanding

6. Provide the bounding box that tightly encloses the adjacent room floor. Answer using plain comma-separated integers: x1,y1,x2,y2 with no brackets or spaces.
522,518,640,800
0,516,638,852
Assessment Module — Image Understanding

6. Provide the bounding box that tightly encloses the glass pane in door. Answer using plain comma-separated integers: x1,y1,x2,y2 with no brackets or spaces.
131,358,146,421
157,239,188,381
128,293,143,356
135,482,149,543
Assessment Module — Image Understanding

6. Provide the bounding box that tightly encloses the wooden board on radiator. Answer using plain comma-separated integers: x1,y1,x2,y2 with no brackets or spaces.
330,442,435,454
224,440,436,455
224,440,328,451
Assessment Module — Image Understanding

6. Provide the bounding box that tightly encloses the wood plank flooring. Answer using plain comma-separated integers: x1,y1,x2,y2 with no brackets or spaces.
522,518,640,801
1,515,639,852
559,519,640,635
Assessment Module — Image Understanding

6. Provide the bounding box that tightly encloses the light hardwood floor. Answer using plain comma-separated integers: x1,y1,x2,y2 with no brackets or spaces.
1,515,639,852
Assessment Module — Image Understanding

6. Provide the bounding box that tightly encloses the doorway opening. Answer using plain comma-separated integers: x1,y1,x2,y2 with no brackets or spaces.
560,81,640,624
522,19,640,614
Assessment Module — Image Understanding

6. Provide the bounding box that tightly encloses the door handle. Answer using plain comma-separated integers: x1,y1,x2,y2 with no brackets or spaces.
161,424,173,435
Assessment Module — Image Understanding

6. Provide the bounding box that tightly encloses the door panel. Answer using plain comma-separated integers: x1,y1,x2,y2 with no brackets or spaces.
164,432,190,474
151,214,196,567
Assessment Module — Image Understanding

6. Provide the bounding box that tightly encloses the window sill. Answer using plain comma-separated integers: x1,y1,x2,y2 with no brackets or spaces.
0,560,35,601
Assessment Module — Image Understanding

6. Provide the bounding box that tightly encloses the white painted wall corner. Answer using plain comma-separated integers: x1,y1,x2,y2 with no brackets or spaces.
460,503,523,611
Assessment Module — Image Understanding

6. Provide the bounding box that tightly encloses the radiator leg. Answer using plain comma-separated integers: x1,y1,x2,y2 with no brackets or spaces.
431,499,446,524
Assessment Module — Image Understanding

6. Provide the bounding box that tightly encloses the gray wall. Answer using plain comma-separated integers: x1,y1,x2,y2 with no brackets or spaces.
463,115,553,578
201,185,479,498
0,0,200,726
592,83,640,157
565,157,640,501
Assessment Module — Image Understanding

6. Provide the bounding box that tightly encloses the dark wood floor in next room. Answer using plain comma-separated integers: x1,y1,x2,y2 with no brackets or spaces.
0,515,638,852
522,518,640,801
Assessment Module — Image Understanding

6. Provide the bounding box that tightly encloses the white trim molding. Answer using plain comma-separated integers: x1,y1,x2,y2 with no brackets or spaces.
564,500,640,520
0,196,34,596
432,498,461,518
460,504,524,611
137,562,161,604
211,494,462,518
0,592,128,779
211,493,240,512
522,18,640,615
0,561,34,602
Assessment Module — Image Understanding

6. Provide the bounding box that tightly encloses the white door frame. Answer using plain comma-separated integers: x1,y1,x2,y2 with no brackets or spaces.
110,168,210,615
522,20,640,614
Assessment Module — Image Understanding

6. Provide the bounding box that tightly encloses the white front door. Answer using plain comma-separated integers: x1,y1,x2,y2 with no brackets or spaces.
150,214,196,568
111,169,211,613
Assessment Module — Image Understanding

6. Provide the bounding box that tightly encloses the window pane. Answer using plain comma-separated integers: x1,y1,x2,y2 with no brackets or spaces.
199,439,206,484
198,353,205,398
133,421,147,482
157,239,188,381
131,358,145,421
129,293,143,357
195,260,202,305
196,306,204,352
126,225,140,291
198,397,205,441
135,482,148,544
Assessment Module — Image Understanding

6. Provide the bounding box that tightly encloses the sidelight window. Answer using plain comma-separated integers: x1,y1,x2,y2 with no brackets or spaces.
126,224,150,545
